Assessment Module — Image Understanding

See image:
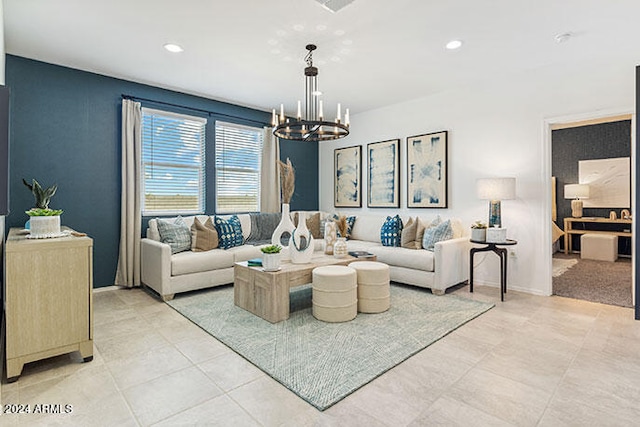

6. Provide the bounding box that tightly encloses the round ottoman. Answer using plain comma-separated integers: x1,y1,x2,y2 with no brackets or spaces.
312,265,357,322
350,261,390,313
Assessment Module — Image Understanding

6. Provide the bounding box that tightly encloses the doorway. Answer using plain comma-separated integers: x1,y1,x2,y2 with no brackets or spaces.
550,115,633,307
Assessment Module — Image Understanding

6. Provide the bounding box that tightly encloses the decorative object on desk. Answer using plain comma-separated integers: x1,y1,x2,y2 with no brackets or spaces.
477,177,516,228
260,245,281,271
324,221,337,255
564,183,590,218
289,212,314,264
334,145,361,208
621,209,631,219
470,220,487,242
367,139,400,208
407,131,448,208
272,44,349,142
23,178,64,238
348,251,375,259
247,258,263,267
609,211,617,220
271,158,296,250
334,237,348,258
486,226,507,243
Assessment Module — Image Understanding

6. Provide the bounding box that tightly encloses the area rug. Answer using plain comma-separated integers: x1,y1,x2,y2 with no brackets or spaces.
167,284,493,410
552,257,578,277
553,254,632,308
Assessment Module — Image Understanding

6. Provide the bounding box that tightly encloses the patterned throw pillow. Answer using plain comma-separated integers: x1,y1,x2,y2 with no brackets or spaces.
191,217,218,252
380,215,403,247
422,219,453,251
332,214,357,239
214,215,244,249
157,216,191,254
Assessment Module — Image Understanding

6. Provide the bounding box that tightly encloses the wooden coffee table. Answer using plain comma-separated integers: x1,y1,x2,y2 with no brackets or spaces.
234,253,361,323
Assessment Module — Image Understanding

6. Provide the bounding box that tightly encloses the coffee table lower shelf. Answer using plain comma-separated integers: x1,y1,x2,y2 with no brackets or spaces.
234,254,371,323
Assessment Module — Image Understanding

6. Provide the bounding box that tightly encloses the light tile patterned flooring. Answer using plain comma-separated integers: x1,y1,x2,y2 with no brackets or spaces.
2,284,640,426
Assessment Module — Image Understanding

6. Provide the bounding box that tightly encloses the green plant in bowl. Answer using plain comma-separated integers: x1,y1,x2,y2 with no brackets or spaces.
261,244,282,254
471,220,487,229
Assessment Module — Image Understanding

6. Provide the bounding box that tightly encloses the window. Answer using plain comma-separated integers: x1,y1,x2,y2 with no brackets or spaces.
141,108,206,215
215,121,264,213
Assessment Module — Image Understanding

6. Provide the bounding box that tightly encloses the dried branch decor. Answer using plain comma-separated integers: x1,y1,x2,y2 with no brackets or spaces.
334,215,348,238
278,158,295,204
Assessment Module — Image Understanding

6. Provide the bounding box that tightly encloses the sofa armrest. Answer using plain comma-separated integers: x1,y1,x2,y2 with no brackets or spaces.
141,238,172,299
433,237,471,290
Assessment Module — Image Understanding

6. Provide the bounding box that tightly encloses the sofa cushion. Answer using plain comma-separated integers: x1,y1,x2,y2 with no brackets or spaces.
374,246,435,272
226,244,262,262
214,215,244,249
171,248,234,276
380,215,403,247
422,219,453,251
350,215,385,243
157,217,191,254
247,212,281,242
191,217,218,252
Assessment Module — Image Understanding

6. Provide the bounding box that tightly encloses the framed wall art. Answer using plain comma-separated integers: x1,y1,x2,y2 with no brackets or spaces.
367,139,400,208
407,130,448,208
334,145,362,207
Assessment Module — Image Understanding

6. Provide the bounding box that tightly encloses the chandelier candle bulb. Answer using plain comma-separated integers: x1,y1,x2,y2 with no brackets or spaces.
297,101,302,120
345,109,350,126
319,100,324,120
280,104,285,123
337,103,341,122
272,109,277,126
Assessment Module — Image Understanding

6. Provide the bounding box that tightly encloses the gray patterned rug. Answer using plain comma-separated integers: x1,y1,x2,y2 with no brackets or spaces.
167,283,493,410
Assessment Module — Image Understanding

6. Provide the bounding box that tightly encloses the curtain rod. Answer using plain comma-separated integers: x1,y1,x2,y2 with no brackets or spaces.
121,94,269,126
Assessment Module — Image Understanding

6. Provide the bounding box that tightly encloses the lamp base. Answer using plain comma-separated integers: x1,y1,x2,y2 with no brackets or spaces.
488,200,502,228
571,199,583,218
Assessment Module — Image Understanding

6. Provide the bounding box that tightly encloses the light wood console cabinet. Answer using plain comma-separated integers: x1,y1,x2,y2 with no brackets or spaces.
4,227,93,382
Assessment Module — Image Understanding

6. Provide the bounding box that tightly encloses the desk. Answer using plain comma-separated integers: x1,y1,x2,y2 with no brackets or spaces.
469,239,517,302
563,217,631,255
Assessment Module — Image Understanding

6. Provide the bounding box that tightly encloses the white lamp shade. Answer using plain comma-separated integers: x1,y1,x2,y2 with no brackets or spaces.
476,177,516,200
564,184,589,199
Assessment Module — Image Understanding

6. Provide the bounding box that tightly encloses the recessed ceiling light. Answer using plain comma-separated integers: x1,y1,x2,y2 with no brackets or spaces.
445,40,463,50
554,32,572,43
163,43,183,53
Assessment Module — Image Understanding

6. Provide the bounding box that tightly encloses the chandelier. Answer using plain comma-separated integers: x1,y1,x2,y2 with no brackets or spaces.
272,44,349,142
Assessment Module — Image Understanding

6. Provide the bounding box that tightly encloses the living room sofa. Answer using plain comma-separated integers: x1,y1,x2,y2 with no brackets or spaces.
140,212,470,301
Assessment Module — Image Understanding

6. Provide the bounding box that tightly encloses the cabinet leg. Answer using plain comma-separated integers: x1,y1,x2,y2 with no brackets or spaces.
83,356,94,363
7,376,19,383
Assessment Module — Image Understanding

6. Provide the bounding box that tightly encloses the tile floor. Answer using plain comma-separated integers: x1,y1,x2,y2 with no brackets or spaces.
2,284,640,426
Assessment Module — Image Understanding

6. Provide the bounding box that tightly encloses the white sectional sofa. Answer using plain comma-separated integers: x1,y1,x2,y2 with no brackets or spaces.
140,212,470,301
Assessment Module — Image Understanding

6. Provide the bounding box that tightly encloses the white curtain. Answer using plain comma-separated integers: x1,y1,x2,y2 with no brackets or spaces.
261,127,280,213
115,100,142,287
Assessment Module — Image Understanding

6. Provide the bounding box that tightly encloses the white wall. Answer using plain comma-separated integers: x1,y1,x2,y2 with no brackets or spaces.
319,56,636,295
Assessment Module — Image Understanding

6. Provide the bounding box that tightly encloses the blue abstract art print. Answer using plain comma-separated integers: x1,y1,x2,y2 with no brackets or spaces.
334,145,362,207
367,139,400,208
407,131,448,208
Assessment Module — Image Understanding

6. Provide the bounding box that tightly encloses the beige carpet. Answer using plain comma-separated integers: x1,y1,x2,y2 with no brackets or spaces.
552,253,632,308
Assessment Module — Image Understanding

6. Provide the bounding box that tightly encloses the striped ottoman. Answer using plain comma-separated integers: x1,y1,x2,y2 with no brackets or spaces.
349,261,390,313
312,265,358,322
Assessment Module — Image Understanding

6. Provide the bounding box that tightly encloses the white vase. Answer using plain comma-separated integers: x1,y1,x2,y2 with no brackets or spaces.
471,228,486,242
289,211,314,264
29,215,61,238
324,221,337,255
334,237,348,258
271,203,296,254
262,252,281,272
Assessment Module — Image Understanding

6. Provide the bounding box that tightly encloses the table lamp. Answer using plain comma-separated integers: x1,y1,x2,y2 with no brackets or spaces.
564,184,589,218
476,177,516,228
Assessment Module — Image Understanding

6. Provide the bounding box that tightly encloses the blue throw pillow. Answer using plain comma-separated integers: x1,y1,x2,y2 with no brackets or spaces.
156,216,191,254
380,215,403,247
422,219,453,251
214,215,244,249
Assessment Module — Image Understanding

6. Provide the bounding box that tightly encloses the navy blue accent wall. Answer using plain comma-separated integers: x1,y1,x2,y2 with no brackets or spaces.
6,55,319,287
279,139,319,211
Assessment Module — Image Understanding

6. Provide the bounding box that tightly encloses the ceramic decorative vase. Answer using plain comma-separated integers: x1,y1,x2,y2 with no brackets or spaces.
271,204,296,258
334,237,348,258
289,211,314,264
324,221,337,255
471,228,486,242
262,253,281,272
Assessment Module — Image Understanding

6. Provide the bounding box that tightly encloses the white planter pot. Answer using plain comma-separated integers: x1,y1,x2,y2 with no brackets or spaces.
262,253,281,272
471,228,486,242
29,215,61,238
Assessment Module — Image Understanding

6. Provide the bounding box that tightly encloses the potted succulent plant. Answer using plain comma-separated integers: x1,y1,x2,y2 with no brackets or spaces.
261,244,282,271
470,220,487,242
23,178,63,238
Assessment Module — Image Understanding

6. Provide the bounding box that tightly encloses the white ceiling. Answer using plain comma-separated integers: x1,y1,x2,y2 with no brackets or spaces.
5,0,640,117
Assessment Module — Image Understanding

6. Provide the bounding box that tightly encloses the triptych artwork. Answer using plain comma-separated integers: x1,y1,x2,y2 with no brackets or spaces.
334,130,448,209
